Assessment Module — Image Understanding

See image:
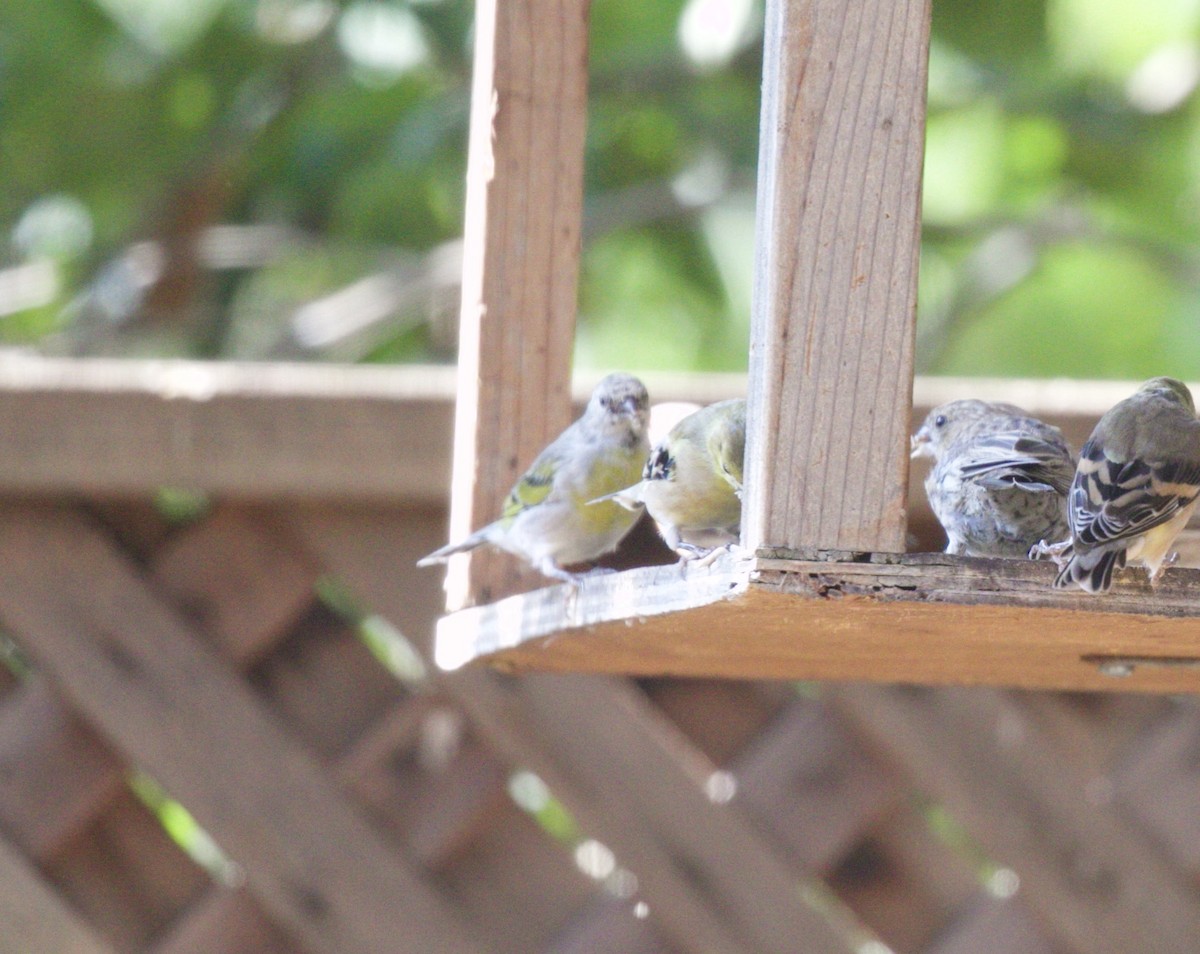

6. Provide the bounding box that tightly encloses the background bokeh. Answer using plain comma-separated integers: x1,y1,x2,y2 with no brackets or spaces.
4,0,1200,377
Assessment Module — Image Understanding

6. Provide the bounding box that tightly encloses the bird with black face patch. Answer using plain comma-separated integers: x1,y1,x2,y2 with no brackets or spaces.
1049,377,1200,593
912,399,1075,558
596,398,746,561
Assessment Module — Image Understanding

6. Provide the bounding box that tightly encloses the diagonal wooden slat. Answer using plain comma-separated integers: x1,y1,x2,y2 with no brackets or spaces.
151,887,301,954
0,830,118,954
833,685,1200,954
457,673,854,954
0,679,125,861
0,502,484,954
294,507,854,954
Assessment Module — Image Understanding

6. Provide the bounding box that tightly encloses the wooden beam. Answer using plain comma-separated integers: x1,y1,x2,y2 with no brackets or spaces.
746,0,931,552
435,551,1200,693
0,356,1149,516
0,356,456,502
0,503,484,954
447,0,590,609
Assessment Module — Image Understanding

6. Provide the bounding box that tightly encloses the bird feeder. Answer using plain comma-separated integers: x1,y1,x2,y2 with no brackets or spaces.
433,0,1200,693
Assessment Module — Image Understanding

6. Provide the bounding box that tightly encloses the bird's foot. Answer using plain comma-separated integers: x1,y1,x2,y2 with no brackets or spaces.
673,542,748,574
1147,551,1180,586
1029,538,1072,568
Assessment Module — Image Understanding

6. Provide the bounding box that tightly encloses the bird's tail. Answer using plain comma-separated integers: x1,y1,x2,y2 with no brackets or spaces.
416,531,487,567
1054,548,1125,593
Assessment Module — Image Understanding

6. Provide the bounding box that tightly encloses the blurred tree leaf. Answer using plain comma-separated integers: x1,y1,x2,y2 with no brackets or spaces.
1,0,1200,379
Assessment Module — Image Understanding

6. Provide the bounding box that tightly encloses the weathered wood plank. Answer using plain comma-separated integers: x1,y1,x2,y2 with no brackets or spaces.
446,0,590,609
0,831,118,954
0,357,1160,536
745,0,931,552
0,356,457,501
833,685,1200,953
0,502,484,954
435,552,1200,692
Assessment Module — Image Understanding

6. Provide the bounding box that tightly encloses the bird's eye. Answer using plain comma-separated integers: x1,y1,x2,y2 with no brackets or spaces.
934,414,947,428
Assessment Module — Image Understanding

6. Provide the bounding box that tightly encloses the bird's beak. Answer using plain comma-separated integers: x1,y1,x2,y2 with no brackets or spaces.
910,428,931,459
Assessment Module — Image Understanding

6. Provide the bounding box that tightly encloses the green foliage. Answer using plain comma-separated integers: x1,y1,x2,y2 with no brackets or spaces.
2,0,1200,378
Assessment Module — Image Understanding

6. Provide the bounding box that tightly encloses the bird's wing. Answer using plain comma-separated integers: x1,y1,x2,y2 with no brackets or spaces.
957,432,1074,495
1069,442,1200,548
499,453,559,521
707,413,746,495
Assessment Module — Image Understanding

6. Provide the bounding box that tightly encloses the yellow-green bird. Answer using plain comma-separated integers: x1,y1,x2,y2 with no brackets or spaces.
1053,377,1200,592
417,373,651,582
598,398,746,559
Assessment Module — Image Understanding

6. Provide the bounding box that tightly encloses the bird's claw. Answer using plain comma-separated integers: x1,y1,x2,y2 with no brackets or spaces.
1029,538,1072,568
1147,550,1180,586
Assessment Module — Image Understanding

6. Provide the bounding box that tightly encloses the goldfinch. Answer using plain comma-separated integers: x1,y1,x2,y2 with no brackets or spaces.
1052,377,1200,592
912,399,1074,558
417,372,651,582
598,398,745,559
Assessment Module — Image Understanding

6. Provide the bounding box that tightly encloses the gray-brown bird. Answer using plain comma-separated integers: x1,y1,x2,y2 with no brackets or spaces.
1051,377,1200,592
912,399,1075,558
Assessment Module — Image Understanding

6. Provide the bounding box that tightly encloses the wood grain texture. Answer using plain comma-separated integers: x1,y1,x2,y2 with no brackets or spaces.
833,686,1200,953
0,831,118,954
0,357,1146,526
436,551,1200,692
0,356,456,502
0,503,484,954
447,0,590,609
745,0,931,552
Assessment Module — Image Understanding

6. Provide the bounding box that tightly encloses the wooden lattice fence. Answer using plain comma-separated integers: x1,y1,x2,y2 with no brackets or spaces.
0,372,1197,953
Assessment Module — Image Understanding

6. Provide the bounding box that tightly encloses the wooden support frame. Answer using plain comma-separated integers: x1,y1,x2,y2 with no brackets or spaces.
430,0,1200,690
446,0,591,610
745,0,930,553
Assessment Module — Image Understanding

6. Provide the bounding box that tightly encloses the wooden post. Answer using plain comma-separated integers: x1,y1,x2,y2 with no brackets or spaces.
744,0,931,553
446,0,591,609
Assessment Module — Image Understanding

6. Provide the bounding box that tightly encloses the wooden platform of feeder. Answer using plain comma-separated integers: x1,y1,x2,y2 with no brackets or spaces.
434,551,1200,694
